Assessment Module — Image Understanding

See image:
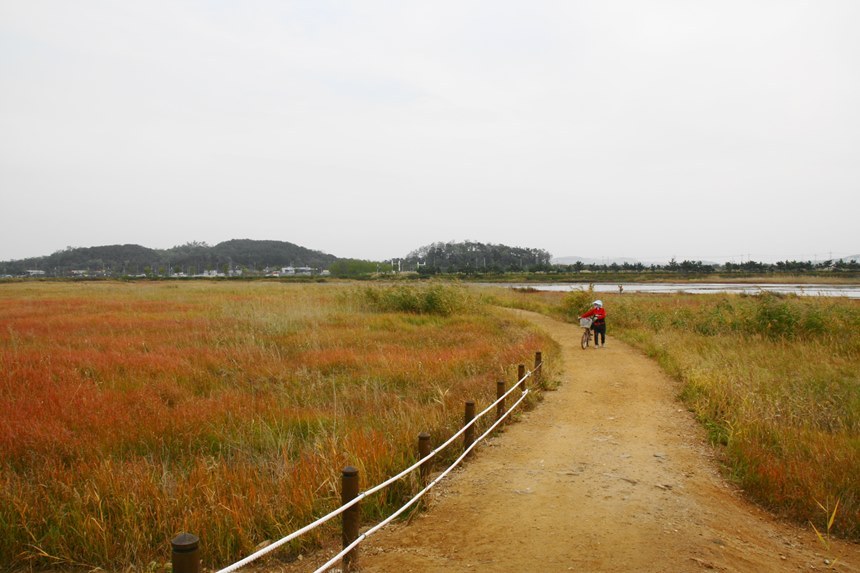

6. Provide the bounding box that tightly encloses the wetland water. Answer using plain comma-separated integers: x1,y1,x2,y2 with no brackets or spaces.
491,282,860,299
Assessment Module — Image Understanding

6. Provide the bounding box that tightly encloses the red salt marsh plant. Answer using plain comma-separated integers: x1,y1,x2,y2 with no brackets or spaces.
0,281,557,569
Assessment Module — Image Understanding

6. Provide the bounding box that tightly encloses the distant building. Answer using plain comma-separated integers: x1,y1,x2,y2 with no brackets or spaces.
279,266,315,276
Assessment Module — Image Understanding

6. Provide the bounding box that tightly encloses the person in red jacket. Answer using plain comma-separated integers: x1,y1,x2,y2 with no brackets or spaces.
581,300,607,348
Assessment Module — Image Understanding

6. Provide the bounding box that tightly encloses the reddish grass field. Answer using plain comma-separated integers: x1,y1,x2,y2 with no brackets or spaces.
0,281,556,570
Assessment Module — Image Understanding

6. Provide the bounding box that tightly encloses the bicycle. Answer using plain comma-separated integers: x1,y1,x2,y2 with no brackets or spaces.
579,317,594,349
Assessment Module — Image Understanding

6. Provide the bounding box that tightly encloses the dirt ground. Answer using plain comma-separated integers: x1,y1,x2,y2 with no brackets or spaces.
273,309,860,573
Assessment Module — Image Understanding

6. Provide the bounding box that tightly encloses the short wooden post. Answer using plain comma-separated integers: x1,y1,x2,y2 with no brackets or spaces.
418,432,432,487
518,364,526,392
171,533,200,573
534,351,542,387
341,466,360,571
496,380,506,422
464,401,476,454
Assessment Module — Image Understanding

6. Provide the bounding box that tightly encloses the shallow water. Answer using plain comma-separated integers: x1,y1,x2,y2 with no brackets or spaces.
486,282,860,299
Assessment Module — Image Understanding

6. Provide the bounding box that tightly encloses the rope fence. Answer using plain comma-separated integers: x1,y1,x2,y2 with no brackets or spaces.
170,351,544,573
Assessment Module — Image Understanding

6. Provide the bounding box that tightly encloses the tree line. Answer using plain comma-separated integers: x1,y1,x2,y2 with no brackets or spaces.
549,257,860,274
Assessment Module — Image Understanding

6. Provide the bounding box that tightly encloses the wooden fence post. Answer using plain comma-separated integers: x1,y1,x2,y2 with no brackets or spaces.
518,364,526,392
418,432,432,487
464,401,476,455
496,380,506,422
341,466,360,571
171,533,200,573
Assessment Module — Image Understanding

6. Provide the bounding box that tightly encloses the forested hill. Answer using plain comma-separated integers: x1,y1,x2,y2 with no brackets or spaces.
1,240,338,276
402,241,552,273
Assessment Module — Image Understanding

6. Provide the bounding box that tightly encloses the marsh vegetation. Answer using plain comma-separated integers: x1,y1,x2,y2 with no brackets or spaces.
0,282,556,569
491,287,860,539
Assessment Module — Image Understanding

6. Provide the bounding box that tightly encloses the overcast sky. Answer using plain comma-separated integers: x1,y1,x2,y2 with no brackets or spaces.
1,1,858,264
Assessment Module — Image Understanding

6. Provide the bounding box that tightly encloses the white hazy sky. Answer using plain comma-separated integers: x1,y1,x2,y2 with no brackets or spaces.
1,1,858,264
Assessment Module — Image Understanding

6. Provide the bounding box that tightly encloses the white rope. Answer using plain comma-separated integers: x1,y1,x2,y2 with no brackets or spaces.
215,367,538,573
312,388,531,573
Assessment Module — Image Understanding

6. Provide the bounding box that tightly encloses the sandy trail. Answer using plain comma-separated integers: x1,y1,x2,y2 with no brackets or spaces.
351,309,859,572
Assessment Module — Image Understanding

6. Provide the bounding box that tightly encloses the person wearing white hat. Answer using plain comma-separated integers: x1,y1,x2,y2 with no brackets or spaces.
580,300,607,348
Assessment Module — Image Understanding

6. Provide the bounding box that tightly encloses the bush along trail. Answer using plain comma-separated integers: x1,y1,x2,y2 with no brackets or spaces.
346,309,860,573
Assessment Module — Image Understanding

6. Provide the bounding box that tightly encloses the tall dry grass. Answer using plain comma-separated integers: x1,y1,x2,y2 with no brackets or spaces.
488,287,860,539
0,282,557,570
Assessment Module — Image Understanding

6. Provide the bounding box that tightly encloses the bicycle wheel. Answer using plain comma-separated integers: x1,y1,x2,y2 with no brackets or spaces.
581,328,590,349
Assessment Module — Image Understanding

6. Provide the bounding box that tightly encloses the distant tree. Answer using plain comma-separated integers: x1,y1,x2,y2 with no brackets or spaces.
328,259,392,277
834,259,860,271
740,260,768,272
676,260,715,273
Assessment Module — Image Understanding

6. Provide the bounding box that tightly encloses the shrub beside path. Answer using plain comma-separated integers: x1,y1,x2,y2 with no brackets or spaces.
354,309,859,572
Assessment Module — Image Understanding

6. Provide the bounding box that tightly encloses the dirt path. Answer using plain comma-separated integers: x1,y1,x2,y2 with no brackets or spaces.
349,310,859,572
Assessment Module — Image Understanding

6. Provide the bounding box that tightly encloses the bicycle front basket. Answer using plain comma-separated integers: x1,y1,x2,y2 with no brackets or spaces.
579,317,594,328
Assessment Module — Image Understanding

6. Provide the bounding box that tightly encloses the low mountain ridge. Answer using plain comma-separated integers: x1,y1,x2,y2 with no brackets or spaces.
0,239,338,276
3,242,856,277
